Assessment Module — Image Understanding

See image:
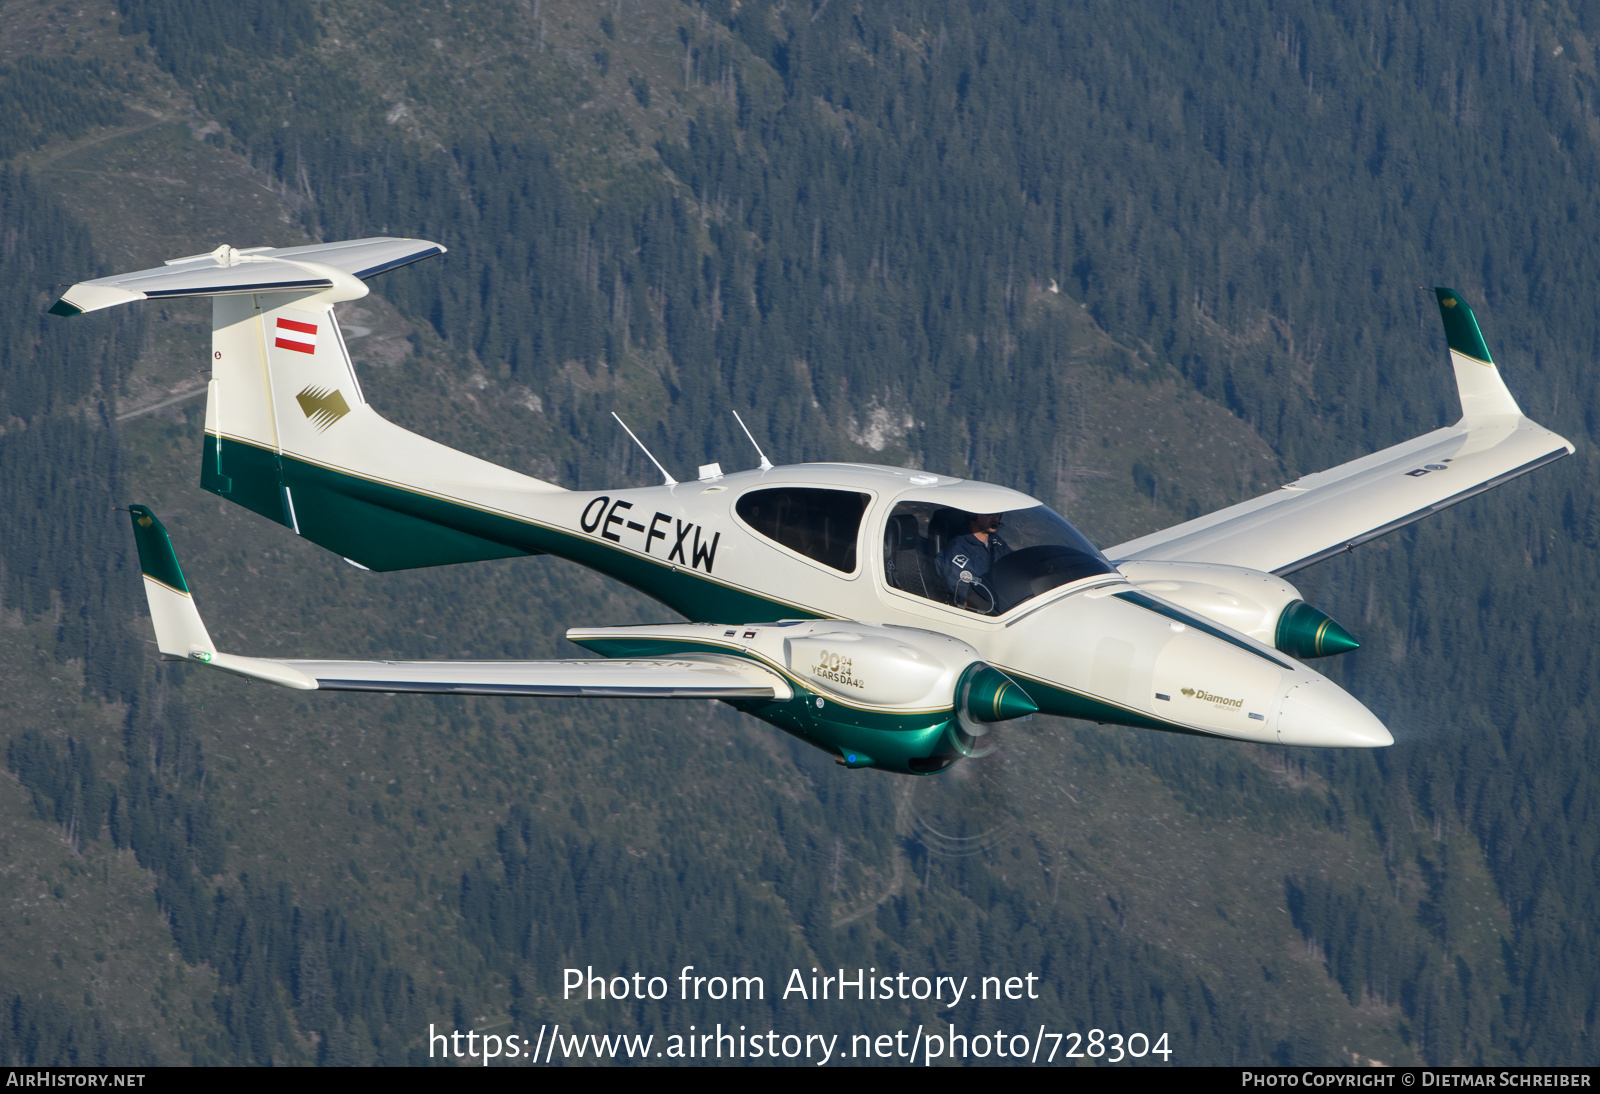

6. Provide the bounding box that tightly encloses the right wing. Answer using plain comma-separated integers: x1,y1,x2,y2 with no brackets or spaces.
1108,289,1574,575
126,505,787,700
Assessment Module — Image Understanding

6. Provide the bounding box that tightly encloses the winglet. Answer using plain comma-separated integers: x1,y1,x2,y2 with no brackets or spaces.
128,505,216,664
129,505,191,595
1434,287,1522,420
1434,288,1493,363
126,506,316,689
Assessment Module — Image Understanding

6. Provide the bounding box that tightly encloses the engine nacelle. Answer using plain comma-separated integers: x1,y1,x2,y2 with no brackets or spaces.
1118,561,1358,658
783,623,977,708
569,619,1036,774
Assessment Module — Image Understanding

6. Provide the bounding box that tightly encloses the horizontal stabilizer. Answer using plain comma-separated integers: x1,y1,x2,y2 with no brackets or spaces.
50,237,444,316
125,505,783,699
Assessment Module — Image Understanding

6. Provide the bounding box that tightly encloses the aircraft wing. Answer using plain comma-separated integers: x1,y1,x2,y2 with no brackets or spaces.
125,505,788,700
1108,290,1574,575
208,654,784,698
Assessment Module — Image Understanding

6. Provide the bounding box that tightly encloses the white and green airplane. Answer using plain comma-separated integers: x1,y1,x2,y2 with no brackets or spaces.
53,238,1572,773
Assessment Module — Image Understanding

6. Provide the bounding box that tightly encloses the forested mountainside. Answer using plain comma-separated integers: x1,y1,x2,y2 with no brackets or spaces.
0,0,1597,1065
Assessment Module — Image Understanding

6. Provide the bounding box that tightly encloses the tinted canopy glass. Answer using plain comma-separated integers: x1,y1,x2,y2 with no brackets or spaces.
883,501,1116,614
737,487,871,573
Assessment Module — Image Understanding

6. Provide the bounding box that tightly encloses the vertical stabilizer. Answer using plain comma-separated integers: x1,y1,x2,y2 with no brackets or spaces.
201,281,561,568
203,277,371,530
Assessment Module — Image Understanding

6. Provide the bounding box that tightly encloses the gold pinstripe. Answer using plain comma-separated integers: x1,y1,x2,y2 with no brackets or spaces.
141,575,191,598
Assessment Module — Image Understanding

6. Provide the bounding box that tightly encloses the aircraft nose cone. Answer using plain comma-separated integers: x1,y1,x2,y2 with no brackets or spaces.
1277,680,1393,747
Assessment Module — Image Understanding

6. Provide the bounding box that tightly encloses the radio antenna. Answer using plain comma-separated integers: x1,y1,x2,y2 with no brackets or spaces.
612,413,678,485
732,410,774,471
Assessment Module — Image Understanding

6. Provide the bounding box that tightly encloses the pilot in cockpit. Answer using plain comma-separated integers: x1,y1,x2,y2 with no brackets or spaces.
937,511,1013,611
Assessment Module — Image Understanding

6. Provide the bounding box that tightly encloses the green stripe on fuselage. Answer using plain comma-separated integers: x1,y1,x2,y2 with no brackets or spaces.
202,433,282,523
201,433,814,623
286,460,532,570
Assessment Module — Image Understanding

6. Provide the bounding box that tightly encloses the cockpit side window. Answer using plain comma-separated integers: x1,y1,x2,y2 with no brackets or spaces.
736,488,871,573
884,504,970,603
883,501,1116,614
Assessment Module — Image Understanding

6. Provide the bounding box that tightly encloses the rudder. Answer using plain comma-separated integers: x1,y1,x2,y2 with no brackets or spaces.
206,285,545,569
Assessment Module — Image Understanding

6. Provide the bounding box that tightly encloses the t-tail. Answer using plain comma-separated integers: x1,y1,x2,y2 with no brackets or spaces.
55,239,566,570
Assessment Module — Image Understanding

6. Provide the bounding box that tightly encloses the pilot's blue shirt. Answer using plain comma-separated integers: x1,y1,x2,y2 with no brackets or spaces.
937,532,1012,606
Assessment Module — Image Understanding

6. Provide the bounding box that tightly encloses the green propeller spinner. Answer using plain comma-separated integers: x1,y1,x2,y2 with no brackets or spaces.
959,662,1040,723
1275,600,1360,659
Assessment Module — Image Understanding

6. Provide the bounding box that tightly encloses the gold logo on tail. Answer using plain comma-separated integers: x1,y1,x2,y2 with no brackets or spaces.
295,386,351,431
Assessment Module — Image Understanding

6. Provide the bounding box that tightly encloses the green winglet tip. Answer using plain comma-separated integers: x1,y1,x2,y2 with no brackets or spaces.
1275,600,1360,658
127,504,189,594
1433,287,1493,364
47,298,83,317
960,663,1040,722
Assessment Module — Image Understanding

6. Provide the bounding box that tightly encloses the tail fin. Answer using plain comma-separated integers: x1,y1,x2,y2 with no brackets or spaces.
57,239,567,571
1434,287,1523,420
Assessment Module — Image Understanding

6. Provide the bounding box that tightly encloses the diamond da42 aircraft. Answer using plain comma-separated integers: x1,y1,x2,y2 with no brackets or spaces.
53,237,1573,774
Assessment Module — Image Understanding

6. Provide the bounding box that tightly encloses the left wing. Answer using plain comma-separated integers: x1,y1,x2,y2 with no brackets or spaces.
125,505,787,699
1108,289,1573,575
246,658,783,698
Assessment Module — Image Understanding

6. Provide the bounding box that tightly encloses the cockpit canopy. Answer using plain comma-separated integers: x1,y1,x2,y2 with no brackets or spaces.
884,501,1116,614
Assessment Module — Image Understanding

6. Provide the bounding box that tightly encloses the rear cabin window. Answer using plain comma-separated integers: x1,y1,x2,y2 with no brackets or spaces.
736,488,871,573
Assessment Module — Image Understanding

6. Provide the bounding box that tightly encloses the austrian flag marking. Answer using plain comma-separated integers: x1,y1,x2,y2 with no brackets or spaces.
274,317,318,354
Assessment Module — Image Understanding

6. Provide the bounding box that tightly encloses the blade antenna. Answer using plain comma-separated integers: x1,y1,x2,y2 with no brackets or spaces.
611,412,678,485
732,409,774,471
